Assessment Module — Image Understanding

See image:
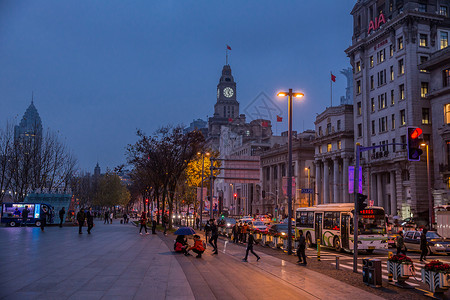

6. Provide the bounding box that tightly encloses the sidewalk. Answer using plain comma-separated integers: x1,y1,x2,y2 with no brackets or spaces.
0,222,194,300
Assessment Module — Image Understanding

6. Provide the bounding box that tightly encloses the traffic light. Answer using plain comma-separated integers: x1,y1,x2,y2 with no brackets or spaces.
407,127,423,161
233,193,237,200
356,193,368,210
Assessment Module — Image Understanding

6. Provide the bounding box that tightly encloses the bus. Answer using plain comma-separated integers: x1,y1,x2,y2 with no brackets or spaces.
1,203,53,227
295,203,388,253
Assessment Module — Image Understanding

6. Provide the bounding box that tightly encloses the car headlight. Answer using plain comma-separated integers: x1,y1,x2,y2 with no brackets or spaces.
227,223,231,227
281,232,286,236
435,243,443,247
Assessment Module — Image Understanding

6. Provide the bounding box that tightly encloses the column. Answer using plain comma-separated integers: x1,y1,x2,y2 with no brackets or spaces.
333,157,339,203
371,173,377,206
377,173,384,208
323,160,329,204
390,171,397,216
277,163,282,210
343,157,349,203
315,161,321,205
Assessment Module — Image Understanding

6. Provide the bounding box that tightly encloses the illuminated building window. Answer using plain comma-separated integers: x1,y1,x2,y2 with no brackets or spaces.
422,108,430,124
420,34,428,47
441,32,448,49
327,144,332,152
444,104,450,124
398,36,403,50
421,82,428,98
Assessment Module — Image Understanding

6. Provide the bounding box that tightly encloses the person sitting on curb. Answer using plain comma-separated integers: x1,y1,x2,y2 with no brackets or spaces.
187,235,205,258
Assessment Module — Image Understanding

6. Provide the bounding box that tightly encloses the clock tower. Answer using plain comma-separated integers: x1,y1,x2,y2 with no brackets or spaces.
214,64,239,118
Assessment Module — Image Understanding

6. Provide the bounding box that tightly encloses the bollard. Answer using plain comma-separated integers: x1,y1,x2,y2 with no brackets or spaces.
387,251,393,282
336,256,340,270
388,251,393,259
317,239,321,261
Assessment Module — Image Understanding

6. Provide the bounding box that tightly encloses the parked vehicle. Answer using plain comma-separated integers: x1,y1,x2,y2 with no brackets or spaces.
250,221,268,232
403,230,450,255
224,218,236,228
240,216,254,223
1,203,54,227
256,215,272,224
268,223,294,237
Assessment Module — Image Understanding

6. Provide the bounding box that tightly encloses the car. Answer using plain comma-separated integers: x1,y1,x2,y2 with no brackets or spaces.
256,215,272,224
250,221,267,232
224,218,236,228
267,223,294,237
403,230,450,255
239,216,254,223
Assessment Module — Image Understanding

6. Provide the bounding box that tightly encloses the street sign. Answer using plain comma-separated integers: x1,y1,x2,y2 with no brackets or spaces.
301,188,313,194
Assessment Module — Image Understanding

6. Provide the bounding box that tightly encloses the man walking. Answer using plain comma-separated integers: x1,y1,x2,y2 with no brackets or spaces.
204,220,211,243
151,216,157,234
40,206,48,232
242,232,260,262
420,228,428,261
59,207,65,228
104,211,109,224
86,207,94,234
77,209,86,234
162,213,169,236
396,231,407,255
21,205,30,227
209,219,219,255
297,230,307,265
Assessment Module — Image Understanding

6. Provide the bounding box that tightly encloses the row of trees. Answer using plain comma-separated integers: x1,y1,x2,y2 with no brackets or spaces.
0,122,77,203
126,125,207,228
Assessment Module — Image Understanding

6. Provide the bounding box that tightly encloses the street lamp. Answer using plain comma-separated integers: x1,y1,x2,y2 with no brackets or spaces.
421,143,433,227
277,89,304,255
198,152,210,229
305,167,311,207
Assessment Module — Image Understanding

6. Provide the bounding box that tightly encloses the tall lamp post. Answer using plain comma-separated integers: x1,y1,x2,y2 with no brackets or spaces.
277,89,304,255
198,152,210,229
421,143,433,227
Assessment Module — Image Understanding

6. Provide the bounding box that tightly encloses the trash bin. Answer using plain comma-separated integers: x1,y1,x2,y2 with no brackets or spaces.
368,259,382,287
362,258,370,284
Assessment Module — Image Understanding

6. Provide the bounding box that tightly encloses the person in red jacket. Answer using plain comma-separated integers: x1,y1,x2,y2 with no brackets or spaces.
187,235,205,258
139,212,149,235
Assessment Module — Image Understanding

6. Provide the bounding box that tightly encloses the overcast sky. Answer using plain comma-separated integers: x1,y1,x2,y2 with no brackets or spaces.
1,0,355,172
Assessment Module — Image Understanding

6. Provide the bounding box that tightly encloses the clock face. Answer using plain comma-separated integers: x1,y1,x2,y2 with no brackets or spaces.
223,87,234,98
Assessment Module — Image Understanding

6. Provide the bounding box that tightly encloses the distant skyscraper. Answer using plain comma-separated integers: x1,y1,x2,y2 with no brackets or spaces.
14,100,43,142
94,163,101,177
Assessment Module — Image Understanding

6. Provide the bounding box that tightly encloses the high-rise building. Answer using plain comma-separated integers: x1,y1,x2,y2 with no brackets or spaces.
345,0,450,220
14,100,43,143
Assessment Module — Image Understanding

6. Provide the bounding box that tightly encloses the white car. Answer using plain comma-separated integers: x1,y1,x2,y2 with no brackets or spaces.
240,216,254,223
251,221,268,232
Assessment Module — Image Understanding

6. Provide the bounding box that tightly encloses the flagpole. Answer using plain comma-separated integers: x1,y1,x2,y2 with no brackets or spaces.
226,48,228,65
330,71,332,107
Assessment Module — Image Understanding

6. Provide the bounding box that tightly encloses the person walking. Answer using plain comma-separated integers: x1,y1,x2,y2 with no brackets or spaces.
110,212,114,224
242,222,249,243
242,232,260,262
187,235,205,258
151,216,157,234
77,209,86,234
21,205,30,227
209,219,219,255
232,223,239,243
420,228,429,261
162,213,169,235
396,231,407,255
204,220,211,243
297,230,307,265
86,207,94,234
238,222,243,243
59,207,66,228
40,206,48,232
104,211,109,224
139,212,149,235
123,213,128,224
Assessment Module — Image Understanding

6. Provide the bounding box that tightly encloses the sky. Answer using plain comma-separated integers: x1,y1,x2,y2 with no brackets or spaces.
0,0,356,172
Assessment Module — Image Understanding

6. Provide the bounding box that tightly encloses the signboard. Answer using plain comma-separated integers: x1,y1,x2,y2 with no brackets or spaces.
223,156,260,184
348,166,362,194
368,13,386,34
301,188,313,194
282,177,296,196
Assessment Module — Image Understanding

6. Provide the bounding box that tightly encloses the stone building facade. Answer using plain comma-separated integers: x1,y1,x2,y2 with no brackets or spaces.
313,105,355,205
345,0,450,219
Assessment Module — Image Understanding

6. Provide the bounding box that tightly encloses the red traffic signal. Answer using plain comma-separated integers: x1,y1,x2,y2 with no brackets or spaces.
145,198,149,204
233,193,237,199
407,127,423,161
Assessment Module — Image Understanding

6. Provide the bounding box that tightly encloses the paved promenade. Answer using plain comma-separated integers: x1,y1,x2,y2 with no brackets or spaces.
0,222,383,300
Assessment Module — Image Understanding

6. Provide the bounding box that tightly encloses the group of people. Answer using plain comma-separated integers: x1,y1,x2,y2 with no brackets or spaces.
76,207,95,234
395,229,429,261
231,221,249,244
174,234,206,258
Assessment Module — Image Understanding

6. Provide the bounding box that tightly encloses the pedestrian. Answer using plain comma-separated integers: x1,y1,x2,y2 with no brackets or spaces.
59,207,65,228
86,207,94,234
21,205,30,227
174,235,189,255
40,205,48,232
152,216,157,234
187,235,205,258
77,209,86,234
238,222,243,243
396,231,407,255
139,212,149,235
242,222,249,243
204,220,211,243
162,213,169,235
196,216,200,230
123,213,127,224
242,232,260,262
420,228,428,261
297,230,307,265
110,212,113,224
209,219,219,255
104,211,109,224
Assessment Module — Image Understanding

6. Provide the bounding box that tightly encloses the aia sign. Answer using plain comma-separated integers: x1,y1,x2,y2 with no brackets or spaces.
368,13,386,34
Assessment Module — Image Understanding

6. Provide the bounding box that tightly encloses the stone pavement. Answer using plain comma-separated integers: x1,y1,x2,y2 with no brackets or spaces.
0,222,383,300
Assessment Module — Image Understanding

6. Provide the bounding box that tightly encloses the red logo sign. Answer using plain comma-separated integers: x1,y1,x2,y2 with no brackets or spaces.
368,13,386,34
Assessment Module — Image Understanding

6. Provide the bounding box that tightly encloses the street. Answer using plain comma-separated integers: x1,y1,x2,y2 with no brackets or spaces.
0,221,384,300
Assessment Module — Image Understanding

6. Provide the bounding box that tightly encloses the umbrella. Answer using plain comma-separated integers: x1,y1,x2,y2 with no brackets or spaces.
174,227,196,235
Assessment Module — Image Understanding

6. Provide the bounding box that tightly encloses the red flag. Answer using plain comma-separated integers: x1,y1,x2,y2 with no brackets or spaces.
227,45,232,50
276,115,283,122
331,73,336,82
261,121,269,127
228,118,233,122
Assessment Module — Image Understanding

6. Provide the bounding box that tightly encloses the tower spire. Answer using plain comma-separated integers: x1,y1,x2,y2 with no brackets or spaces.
31,91,34,104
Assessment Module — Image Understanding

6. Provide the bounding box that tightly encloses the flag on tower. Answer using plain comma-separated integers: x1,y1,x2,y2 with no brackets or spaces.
227,45,232,50
276,115,283,122
331,73,336,82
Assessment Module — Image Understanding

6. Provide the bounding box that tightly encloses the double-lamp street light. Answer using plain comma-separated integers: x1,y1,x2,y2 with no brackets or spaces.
277,89,304,255
198,151,210,229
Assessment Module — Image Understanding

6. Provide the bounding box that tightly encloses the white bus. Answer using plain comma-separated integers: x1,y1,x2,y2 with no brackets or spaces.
295,203,388,253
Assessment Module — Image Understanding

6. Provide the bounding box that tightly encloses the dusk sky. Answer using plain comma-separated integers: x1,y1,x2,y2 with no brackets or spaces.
1,0,355,172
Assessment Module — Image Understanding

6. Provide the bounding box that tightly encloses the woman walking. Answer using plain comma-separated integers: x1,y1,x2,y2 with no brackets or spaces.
139,212,149,235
